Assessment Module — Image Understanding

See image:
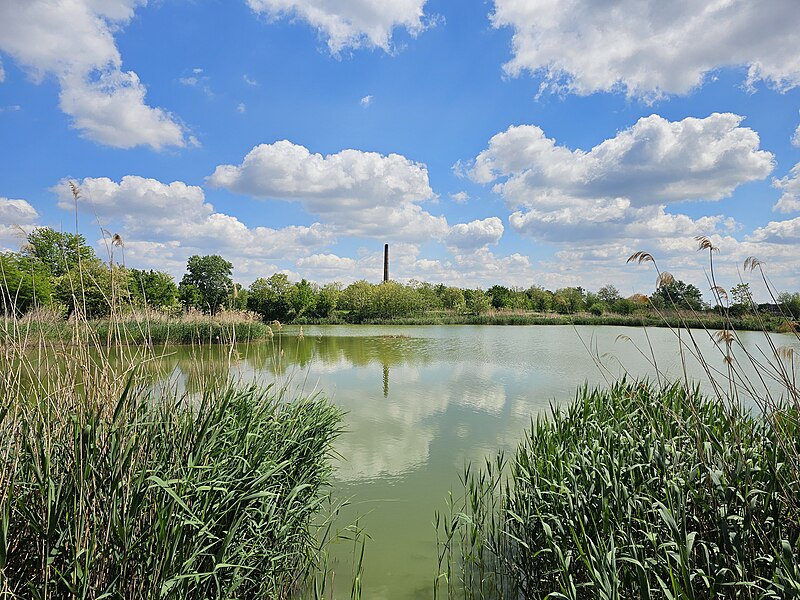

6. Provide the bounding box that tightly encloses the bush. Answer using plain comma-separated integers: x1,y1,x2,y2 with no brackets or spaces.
437,382,800,599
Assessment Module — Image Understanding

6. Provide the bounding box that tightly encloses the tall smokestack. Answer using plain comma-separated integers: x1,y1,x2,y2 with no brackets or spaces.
383,244,389,282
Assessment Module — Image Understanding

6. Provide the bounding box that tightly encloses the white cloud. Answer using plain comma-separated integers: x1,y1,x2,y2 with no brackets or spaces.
447,217,504,250
793,123,800,147
450,191,469,203
773,163,800,213
466,112,781,288
243,74,258,86
471,114,773,208
0,0,186,149
470,113,771,244
246,0,429,54
0,197,39,224
0,105,21,113
296,253,357,270
749,217,800,244
54,176,334,282
360,94,373,107
0,197,39,252
208,140,448,242
492,0,800,98
0,58,5,82
237,102,246,114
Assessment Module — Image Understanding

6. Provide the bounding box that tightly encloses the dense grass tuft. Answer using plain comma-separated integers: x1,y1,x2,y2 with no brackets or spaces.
436,381,800,599
0,381,341,599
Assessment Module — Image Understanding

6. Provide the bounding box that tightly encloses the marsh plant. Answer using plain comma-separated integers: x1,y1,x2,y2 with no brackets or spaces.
436,242,800,599
0,196,347,598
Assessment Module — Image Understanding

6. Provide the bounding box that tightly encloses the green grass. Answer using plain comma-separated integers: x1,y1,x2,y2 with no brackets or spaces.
435,381,800,599
297,311,788,331
0,379,342,599
1,312,271,346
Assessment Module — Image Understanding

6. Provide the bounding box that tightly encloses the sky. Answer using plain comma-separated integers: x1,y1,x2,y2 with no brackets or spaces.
1,0,799,300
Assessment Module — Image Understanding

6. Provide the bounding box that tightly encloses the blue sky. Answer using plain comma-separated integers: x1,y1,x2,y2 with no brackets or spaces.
1,0,799,299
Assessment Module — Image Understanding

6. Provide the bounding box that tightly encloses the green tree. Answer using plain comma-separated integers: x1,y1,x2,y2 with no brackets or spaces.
248,273,292,321
288,279,316,319
55,261,128,318
654,279,704,311
597,284,621,304
466,289,491,315
129,269,178,309
0,252,53,314
777,291,800,319
178,283,202,310
339,281,375,322
314,283,340,319
439,287,466,312
180,255,233,314
23,227,97,278
487,285,511,310
553,287,585,314
527,286,554,312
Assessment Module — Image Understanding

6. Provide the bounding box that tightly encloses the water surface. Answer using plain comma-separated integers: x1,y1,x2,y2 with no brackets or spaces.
153,324,800,599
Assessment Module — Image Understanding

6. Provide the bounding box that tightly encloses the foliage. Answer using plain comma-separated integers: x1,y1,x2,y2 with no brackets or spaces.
339,280,376,322
436,381,800,600
653,278,704,311
180,254,233,315
289,278,316,319
248,273,292,322
54,261,129,319
1,378,341,598
129,268,178,309
778,291,800,319
22,227,97,278
0,252,53,314
465,289,491,315
597,283,621,304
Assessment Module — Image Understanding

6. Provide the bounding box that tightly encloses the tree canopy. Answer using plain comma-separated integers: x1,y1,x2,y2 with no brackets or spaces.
180,255,233,314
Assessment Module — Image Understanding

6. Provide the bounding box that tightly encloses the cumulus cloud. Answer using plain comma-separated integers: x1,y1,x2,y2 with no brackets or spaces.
472,114,773,207
246,0,429,54
773,163,800,213
748,217,800,244
465,112,782,287
296,253,357,271
237,103,246,114
450,191,469,203
0,197,39,224
0,58,5,82
0,197,39,251
54,176,333,281
469,113,771,245
447,217,504,250
492,0,800,98
793,123,800,148
208,140,448,242
0,0,186,149
360,95,373,107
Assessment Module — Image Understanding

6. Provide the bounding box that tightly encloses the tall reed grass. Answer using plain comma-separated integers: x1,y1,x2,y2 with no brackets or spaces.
1,207,344,598
435,244,800,599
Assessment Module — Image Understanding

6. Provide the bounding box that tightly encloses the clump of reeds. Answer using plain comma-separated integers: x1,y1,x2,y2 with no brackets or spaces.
436,380,800,599
436,244,800,599
0,188,345,598
0,376,341,598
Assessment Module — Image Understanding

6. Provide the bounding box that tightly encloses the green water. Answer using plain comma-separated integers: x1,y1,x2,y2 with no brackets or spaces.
147,324,799,599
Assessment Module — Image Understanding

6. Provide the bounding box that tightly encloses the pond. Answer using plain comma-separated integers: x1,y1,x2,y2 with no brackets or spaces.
151,324,800,599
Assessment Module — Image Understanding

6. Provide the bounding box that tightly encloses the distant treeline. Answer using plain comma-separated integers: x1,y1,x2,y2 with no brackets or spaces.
3,228,800,326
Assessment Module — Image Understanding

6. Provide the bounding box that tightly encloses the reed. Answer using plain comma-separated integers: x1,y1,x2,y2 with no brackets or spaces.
1,243,341,599
436,381,800,599
435,244,800,599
